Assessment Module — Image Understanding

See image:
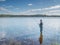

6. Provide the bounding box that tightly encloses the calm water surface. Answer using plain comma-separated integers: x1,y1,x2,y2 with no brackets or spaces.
0,17,60,45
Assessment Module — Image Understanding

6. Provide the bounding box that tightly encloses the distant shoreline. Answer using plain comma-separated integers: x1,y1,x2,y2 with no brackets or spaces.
0,15,60,17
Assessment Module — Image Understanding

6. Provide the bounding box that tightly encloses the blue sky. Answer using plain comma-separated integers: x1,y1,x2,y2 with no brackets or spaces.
0,0,60,15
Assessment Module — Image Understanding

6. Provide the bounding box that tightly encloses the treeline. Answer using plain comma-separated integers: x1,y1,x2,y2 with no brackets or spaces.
0,14,60,17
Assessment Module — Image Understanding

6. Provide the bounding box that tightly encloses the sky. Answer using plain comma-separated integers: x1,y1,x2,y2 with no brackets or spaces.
0,0,60,15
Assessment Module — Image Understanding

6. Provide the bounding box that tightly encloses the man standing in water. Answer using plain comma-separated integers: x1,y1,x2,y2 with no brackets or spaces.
39,19,43,45
39,19,43,33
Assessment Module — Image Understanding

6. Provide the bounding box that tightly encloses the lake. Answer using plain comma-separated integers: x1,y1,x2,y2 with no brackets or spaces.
0,17,60,45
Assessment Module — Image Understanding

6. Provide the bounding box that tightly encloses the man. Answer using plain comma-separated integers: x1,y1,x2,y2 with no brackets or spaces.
39,19,43,33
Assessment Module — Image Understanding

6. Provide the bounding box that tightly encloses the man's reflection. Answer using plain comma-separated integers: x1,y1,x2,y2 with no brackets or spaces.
39,32,43,45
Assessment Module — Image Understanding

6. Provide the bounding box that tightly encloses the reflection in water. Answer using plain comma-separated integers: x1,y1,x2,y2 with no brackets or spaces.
39,32,43,45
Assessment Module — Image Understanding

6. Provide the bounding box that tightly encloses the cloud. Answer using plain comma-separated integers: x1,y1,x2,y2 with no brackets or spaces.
48,10,60,13
45,10,60,15
2,5,20,10
29,5,60,11
0,7,11,12
0,7,7,11
7,5,14,8
20,5,60,15
1,5,60,15
28,4,32,6
15,8,20,9
0,0,6,1
43,5,60,10
8,6,20,10
0,7,12,14
0,6,20,15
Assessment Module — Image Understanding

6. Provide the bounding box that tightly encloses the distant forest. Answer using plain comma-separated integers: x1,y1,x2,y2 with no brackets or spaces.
0,14,60,17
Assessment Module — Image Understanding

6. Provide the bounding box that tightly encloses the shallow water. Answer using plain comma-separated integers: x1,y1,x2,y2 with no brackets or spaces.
0,17,60,45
